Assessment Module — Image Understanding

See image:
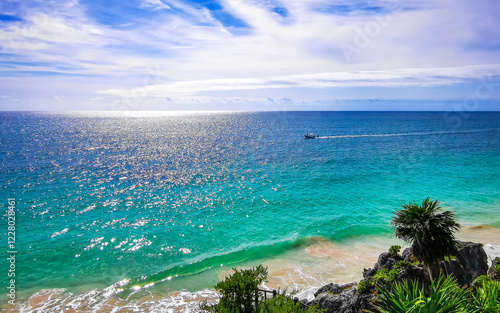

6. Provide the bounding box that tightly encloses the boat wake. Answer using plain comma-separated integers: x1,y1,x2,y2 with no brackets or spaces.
318,128,500,139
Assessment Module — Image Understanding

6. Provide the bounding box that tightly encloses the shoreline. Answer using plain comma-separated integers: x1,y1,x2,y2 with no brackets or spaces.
3,223,500,312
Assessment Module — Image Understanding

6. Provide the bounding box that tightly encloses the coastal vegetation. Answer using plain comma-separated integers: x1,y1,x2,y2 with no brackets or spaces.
391,197,461,277
376,275,500,312
388,245,402,257
202,198,500,312
201,265,322,312
203,265,268,313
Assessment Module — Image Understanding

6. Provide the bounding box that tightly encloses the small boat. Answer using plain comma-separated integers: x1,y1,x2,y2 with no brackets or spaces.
304,133,317,139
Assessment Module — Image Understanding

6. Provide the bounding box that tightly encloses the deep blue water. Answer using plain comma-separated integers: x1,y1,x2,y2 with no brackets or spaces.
1,111,499,300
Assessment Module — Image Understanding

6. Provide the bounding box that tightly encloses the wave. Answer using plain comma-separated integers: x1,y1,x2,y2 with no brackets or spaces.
122,236,330,292
318,128,500,139
50,228,69,239
11,225,500,312
6,236,335,312
121,227,393,292
7,234,381,312
10,286,220,312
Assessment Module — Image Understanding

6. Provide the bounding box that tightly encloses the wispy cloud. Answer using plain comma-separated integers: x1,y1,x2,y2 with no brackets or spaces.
99,64,500,97
140,0,171,11
0,0,499,110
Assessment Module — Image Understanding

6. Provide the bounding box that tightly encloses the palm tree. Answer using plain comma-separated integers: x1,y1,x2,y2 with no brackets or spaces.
391,197,461,277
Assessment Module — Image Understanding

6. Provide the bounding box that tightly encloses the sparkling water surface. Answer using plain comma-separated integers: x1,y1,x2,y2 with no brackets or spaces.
1,111,500,303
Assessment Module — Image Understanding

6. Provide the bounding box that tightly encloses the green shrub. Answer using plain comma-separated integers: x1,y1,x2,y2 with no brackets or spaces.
389,245,401,257
201,265,323,313
476,275,491,285
373,268,388,282
258,293,323,313
471,279,500,310
375,280,420,312
496,263,500,271
374,267,400,286
202,265,268,313
375,275,500,313
396,261,412,269
375,275,467,313
373,261,418,288
358,280,372,294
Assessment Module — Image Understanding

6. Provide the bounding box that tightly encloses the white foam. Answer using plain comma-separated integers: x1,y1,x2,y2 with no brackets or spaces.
50,228,69,239
15,287,220,312
484,244,500,266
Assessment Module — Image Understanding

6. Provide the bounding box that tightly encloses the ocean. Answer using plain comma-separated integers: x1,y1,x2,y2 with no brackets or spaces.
1,111,500,311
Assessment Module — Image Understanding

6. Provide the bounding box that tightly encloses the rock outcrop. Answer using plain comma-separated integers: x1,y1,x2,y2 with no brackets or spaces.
365,241,488,286
488,257,500,281
363,250,429,286
309,283,376,313
363,252,401,280
457,241,489,280
396,263,430,286
307,241,490,312
442,241,488,285
314,282,357,298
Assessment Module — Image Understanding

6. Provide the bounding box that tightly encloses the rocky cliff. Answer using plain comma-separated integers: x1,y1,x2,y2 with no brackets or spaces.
306,241,491,313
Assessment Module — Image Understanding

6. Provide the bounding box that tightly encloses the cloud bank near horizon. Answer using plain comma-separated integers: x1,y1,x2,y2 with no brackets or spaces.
98,64,500,97
0,0,499,110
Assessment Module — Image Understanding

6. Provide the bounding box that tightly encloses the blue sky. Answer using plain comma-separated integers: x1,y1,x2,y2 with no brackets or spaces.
0,0,500,111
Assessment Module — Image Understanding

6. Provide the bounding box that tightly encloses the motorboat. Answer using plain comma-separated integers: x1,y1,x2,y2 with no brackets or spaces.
304,133,318,139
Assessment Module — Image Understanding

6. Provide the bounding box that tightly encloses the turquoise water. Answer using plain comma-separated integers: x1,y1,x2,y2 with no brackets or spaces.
1,111,500,303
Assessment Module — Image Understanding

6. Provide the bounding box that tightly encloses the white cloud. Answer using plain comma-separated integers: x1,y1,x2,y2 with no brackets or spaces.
98,64,500,98
140,0,171,11
0,95,20,104
3,1,498,78
0,14,102,53
1,0,500,110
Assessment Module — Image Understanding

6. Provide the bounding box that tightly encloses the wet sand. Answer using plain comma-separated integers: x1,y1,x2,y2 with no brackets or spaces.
458,224,500,264
458,224,500,245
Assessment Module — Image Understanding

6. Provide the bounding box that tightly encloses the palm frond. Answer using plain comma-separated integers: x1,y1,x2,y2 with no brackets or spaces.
391,198,461,268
